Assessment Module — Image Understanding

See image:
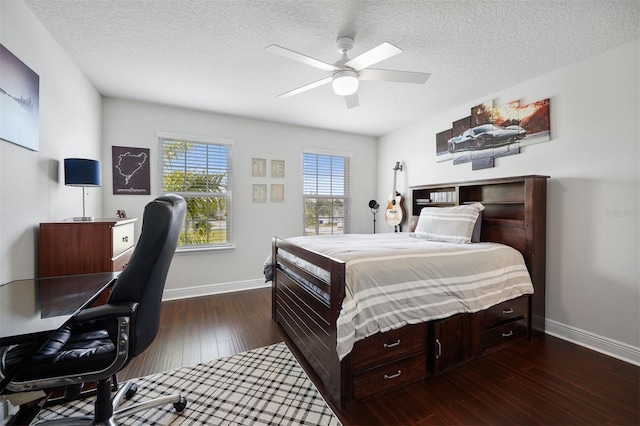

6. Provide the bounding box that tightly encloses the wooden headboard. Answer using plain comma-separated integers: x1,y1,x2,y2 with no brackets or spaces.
410,175,549,334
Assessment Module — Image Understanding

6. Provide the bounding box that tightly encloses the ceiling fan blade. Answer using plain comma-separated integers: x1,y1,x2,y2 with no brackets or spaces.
344,42,403,71
276,76,333,98
359,68,431,84
344,93,359,109
265,44,340,72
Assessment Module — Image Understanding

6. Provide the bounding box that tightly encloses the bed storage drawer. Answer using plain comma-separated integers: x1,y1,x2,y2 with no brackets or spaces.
485,295,529,327
352,323,426,371
484,317,529,350
353,354,426,400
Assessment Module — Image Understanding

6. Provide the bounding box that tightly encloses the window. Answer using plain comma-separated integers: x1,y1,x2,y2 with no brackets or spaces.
303,152,350,235
159,133,233,249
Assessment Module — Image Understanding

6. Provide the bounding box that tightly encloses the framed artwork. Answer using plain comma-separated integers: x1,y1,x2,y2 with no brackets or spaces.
252,158,266,177
436,97,551,171
435,128,452,162
112,146,150,194
271,184,284,202
271,159,285,178
253,184,267,203
516,98,550,147
0,43,40,151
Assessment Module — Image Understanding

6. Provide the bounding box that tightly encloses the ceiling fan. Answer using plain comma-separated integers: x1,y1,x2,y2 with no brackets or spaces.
265,36,431,109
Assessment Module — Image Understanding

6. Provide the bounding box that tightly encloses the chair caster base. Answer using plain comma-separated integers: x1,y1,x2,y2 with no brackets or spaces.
173,396,187,412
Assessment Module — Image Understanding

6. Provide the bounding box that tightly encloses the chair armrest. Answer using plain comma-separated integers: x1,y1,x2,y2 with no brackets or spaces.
70,302,139,325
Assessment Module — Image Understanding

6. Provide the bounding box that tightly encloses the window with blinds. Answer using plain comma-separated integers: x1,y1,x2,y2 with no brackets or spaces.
159,134,233,249
303,152,350,235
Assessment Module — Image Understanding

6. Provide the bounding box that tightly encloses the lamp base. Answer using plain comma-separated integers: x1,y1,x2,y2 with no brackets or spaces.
73,216,95,222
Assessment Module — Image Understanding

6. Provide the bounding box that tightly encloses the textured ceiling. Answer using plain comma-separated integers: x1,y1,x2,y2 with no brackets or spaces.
24,0,639,137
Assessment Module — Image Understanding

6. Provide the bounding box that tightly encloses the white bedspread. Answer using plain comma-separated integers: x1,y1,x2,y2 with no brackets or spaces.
281,233,533,360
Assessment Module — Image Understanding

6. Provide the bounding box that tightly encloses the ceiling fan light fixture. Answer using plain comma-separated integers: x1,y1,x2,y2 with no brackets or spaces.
332,70,359,96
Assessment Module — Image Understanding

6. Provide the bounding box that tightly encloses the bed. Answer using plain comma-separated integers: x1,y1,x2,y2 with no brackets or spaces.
270,175,548,409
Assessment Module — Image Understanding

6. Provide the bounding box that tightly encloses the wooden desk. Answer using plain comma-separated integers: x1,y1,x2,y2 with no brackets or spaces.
0,272,118,392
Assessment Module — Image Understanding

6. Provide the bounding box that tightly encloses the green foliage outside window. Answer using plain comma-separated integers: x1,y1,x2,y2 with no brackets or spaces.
161,137,232,248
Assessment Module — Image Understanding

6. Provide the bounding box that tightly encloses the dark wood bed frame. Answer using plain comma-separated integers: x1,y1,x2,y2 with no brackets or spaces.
272,175,548,409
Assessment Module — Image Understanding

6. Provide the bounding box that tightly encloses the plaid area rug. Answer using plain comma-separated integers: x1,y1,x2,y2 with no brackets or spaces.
34,343,341,425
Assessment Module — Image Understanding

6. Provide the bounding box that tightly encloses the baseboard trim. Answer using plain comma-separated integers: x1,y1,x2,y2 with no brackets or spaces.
162,278,270,301
545,318,640,366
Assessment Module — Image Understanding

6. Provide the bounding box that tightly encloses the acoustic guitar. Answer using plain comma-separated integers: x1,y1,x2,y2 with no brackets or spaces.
385,162,406,229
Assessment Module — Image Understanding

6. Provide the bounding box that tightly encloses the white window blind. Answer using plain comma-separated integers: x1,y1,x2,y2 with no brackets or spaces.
159,134,233,248
303,152,350,235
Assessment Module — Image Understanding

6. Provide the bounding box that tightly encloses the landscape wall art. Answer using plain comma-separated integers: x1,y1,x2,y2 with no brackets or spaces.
0,43,39,151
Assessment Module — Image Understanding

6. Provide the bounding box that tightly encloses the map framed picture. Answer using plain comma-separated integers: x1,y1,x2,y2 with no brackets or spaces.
112,146,150,195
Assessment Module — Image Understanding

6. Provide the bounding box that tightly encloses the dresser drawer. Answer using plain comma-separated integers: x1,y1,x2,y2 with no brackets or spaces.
112,247,133,272
484,317,529,350
112,223,135,257
352,323,426,371
353,354,426,400
485,296,529,328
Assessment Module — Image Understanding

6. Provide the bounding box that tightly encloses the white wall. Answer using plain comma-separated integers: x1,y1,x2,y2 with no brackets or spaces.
378,39,640,364
0,0,102,283
101,98,377,298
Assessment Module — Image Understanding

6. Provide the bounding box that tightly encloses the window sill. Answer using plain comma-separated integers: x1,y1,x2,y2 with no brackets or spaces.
175,244,235,255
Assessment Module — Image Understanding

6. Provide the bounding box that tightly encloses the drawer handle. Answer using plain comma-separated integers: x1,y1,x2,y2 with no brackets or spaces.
502,308,514,314
502,330,514,338
383,340,400,348
122,236,128,243
435,338,442,359
384,370,402,380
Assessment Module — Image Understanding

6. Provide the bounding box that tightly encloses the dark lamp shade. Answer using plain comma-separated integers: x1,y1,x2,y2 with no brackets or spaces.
64,158,101,187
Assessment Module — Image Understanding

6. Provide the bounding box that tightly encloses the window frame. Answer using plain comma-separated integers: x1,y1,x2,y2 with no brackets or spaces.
302,149,352,236
158,131,234,252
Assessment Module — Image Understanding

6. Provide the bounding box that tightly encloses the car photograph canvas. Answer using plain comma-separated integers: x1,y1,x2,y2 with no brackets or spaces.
516,98,551,146
470,100,522,170
435,97,551,170
435,128,452,163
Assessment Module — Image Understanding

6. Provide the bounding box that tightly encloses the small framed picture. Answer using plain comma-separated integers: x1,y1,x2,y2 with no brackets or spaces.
252,184,267,203
271,184,284,202
252,158,266,177
271,159,285,178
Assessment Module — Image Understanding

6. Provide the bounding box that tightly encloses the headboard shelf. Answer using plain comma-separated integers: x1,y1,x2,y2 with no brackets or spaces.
411,175,549,334
462,200,523,205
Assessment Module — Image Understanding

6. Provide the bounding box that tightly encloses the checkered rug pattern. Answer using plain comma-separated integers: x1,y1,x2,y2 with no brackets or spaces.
34,343,341,425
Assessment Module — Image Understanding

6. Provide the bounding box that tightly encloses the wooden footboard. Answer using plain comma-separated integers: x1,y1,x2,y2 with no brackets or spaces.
271,237,347,406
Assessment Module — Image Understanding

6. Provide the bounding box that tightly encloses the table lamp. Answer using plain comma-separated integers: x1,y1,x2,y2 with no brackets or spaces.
64,158,101,221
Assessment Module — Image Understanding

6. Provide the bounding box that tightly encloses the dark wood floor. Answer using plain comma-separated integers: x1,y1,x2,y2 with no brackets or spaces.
120,287,639,425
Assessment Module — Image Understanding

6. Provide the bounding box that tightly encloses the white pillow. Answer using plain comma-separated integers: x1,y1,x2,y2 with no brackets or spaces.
413,203,485,244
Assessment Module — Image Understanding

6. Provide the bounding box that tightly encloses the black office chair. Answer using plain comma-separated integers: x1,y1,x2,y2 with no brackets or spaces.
1,194,187,424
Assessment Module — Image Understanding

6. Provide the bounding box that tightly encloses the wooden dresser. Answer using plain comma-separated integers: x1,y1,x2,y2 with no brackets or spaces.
39,218,137,278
